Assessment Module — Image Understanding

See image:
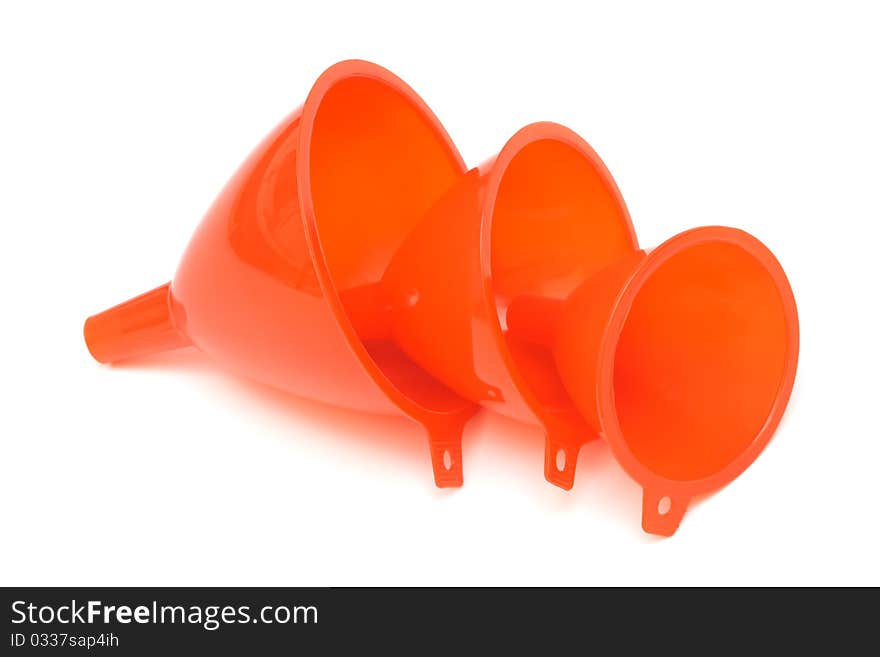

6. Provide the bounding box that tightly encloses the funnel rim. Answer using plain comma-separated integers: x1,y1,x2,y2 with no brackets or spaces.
478,122,638,427
596,225,800,500
296,59,474,423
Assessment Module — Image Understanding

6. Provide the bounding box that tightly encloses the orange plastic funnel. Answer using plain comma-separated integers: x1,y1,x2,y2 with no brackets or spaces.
380,122,637,489
84,60,477,487
508,227,799,535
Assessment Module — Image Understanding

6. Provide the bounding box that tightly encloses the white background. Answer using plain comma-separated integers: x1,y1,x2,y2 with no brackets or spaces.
1,1,878,586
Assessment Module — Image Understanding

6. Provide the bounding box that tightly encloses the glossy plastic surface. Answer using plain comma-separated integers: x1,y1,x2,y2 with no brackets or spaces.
84,60,477,487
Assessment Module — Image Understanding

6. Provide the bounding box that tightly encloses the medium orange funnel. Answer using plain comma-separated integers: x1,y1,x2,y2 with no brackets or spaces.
379,122,638,489
84,60,478,487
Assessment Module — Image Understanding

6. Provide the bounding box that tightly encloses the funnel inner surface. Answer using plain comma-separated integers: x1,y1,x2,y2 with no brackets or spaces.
308,72,466,412
491,137,633,409
612,240,790,482
491,138,633,302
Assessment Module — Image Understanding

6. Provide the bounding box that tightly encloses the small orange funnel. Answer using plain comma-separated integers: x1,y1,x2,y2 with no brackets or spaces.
508,227,799,535
84,60,478,487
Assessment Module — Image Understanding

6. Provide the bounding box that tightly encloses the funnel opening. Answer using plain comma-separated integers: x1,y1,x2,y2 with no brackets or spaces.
602,228,798,486
299,61,470,416
485,124,637,411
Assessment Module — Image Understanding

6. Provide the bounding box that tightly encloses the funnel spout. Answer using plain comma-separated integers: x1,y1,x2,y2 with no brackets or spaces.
84,283,190,363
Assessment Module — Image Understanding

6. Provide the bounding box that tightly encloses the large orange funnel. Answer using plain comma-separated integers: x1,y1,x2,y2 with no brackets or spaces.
84,60,478,487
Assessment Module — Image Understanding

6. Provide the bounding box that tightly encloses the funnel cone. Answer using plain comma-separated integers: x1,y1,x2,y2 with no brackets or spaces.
84,60,477,487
